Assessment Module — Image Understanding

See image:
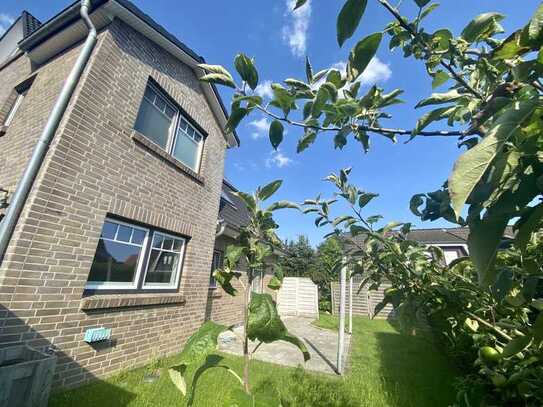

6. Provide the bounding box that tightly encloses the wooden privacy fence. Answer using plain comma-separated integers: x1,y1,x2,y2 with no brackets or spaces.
331,277,394,319
277,277,319,318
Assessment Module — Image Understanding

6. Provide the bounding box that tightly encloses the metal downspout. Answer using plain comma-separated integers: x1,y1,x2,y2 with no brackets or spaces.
0,0,98,265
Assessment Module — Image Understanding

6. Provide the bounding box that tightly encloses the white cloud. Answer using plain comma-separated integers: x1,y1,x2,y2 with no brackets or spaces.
330,57,391,86
282,0,311,58
265,149,293,168
254,80,273,99
0,14,15,36
248,117,271,140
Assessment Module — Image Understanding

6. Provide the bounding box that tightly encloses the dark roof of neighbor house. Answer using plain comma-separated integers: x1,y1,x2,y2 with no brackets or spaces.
15,0,239,146
406,226,515,245
347,226,515,248
0,11,41,44
21,11,42,38
219,180,250,231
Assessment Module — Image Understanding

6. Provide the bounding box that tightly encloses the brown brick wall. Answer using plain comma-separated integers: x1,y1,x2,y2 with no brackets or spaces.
0,19,231,389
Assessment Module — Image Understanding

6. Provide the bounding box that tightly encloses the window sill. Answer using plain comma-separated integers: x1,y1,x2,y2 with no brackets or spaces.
208,287,222,299
80,293,186,311
131,131,205,185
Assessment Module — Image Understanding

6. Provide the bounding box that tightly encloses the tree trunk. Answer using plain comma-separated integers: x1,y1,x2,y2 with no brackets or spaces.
243,272,252,393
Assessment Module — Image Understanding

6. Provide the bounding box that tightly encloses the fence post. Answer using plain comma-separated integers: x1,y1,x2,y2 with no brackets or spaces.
337,260,346,374
348,272,353,335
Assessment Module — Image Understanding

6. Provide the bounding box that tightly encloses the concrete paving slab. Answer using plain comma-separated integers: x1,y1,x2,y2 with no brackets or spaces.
218,317,351,375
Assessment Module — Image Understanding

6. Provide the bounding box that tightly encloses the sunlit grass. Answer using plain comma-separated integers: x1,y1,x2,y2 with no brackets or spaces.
49,316,458,407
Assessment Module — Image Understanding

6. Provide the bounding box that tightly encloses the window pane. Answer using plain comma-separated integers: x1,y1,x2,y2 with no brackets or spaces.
162,238,174,251
134,98,172,149
101,221,117,239
88,240,142,283
173,130,199,170
165,105,176,119
155,96,166,112
152,234,164,249
117,225,132,242
173,239,184,251
145,250,179,284
132,229,146,245
144,86,155,101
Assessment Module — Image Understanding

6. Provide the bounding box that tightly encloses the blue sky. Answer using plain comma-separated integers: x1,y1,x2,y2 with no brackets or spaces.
1,0,539,246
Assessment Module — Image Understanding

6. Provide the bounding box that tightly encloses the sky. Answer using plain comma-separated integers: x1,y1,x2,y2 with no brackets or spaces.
1,0,539,246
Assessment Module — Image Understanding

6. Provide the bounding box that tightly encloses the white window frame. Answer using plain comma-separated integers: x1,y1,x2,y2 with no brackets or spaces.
136,82,205,172
85,218,187,291
85,218,150,290
4,92,25,127
142,231,187,290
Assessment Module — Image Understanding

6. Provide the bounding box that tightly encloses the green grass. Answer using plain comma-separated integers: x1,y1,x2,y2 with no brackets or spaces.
312,313,340,330
49,317,458,407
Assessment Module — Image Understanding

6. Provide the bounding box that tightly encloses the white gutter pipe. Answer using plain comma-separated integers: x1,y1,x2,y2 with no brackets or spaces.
0,0,98,265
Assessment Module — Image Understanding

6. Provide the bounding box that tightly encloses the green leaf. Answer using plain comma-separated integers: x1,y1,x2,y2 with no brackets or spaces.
415,90,461,108
297,129,317,153
267,201,300,211
461,12,504,43
468,216,508,286
271,84,295,116
529,2,543,41
293,0,309,10
168,366,187,395
359,192,378,208
311,86,330,117
492,30,530,60
414,0,431,7
225,105,248,133
413,107,451,135
502,335,532,358
234,53,259,90
200,73,236,89
348,32,383,81
534,313,543,345
337,0,368,47
269,120,284,150
284,78,312,90
198,64,233,77
334,127,350,149
448,101,537,219
420,3,439,19
305,56,313,83
258,180,283,201
267,265,285,290
236,194,257,216
431,71,449,89
247,293,310,361
515,203,543,252
167,321,227,397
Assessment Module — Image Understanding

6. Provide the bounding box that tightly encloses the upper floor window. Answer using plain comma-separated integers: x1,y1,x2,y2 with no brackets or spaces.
2,78,33,128
86,217,186,292
134,82,204,172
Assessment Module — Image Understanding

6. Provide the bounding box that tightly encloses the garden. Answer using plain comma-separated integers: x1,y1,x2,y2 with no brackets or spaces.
49,316,458,407
55,0,543,405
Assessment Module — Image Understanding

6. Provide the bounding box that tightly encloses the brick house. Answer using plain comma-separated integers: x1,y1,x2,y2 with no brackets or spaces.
0,0,256,389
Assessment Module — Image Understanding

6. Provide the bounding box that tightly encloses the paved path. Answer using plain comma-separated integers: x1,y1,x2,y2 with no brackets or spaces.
218,317,350,375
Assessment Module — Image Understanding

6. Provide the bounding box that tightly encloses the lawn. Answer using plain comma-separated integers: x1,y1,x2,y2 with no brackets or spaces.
49,316,458,407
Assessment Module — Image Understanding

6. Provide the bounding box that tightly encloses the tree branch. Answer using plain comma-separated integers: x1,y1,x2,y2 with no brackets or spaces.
255,105,470,138
376,0,485,101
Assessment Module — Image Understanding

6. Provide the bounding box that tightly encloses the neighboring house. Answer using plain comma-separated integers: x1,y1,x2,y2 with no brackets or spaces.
405,226,515,265
0,0,252,389
332,226,516,318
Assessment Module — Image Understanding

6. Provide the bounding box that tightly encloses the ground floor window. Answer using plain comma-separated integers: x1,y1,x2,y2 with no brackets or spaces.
210,250,223,288
86,217,187,291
